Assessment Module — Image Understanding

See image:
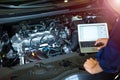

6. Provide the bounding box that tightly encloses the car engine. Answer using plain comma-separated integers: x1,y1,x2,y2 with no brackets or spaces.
11,17,72,65
0,14,81,67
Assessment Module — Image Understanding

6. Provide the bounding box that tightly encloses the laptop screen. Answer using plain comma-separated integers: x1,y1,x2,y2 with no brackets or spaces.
78,23,109,42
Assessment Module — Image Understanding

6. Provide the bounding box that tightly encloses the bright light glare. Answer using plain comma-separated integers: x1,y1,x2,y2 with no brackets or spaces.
64,0,68,3
107,0,120,14
115,0,120,4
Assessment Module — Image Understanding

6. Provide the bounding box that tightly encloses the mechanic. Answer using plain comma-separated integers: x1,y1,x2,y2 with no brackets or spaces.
83,0,120,80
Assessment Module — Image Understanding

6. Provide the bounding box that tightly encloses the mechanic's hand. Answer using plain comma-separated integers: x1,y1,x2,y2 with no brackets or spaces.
95,38,109,50
83,58,103,74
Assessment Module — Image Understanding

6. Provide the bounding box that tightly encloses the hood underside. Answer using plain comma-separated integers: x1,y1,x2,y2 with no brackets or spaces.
0,0,97,16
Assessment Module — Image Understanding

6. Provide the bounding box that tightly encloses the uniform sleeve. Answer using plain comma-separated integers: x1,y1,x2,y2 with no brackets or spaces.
96,18,120,73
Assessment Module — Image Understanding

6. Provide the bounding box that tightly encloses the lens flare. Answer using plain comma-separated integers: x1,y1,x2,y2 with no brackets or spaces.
106,0,120,14
115,0,120,4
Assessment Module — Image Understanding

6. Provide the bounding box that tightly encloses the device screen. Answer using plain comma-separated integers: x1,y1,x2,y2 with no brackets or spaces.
78,23,109,41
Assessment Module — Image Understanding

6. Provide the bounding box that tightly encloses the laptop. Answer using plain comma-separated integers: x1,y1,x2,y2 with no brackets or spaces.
77,23,109,53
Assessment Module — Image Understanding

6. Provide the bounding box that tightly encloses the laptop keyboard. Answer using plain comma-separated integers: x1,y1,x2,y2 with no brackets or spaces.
80,41,96,47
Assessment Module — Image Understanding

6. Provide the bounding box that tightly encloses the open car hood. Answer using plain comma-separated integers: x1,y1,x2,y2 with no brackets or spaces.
0,0,97,16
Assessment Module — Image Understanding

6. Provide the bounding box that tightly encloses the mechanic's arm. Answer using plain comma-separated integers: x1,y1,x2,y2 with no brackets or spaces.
83,38,109,74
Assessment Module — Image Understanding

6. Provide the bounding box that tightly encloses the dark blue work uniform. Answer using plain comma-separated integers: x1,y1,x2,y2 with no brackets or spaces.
90,18,120,80
97,18,120,73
